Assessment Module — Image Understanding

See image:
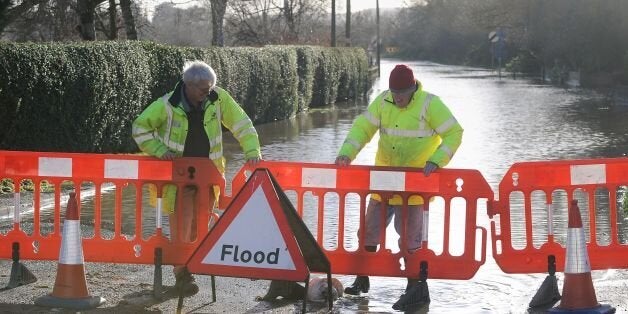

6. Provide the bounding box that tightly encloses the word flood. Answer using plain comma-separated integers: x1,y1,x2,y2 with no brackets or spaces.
221,245,280,264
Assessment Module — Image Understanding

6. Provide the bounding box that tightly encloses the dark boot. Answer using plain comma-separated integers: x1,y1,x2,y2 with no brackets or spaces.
345,245,376,295
392,278,430,311
344,276,370,295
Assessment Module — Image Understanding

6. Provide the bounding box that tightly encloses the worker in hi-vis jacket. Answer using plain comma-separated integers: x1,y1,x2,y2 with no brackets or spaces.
132,60,261,296
335,64,463,310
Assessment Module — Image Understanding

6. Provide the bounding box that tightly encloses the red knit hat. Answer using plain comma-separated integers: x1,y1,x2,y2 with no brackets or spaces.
389,64,415,92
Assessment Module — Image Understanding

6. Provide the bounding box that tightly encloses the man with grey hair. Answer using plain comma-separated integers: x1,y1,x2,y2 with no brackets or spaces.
132,60,261,295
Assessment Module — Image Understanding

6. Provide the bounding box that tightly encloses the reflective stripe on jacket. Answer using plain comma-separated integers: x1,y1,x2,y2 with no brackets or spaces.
132,83,261,213
338,81,463,205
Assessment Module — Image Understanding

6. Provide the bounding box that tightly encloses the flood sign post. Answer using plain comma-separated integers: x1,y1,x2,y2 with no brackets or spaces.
184,168,332,313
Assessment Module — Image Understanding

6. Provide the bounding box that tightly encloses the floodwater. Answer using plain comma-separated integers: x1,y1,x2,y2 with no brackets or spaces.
2,59,628,313
233,60,628,313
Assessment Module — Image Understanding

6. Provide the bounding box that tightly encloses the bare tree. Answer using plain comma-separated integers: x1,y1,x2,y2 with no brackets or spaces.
151,2,211,46
107,0,117,38
226,0,327,45
4,0,79,41
210,0,227,46
0,0,47,34
120,0,137,39
77,0,106,40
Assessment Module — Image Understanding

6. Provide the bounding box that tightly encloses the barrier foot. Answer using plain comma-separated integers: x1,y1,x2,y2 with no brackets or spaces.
153,248,164,299
5,261,37,290
529,274,561,309
529,255,561,309
35,295,105,310
3,242,37,290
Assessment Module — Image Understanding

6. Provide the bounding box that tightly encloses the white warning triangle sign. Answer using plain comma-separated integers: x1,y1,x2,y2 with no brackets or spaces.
187,169,309,281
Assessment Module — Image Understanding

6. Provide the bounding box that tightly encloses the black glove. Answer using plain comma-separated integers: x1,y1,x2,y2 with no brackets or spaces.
423,161,438,177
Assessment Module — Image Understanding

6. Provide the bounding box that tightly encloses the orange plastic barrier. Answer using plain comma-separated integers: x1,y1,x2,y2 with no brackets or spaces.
491,158,628,274
0,150,224,265
231,161,493,280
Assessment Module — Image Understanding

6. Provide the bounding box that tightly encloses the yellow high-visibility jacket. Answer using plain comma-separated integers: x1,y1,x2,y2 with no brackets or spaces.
338,81,463,205
132,81,261,213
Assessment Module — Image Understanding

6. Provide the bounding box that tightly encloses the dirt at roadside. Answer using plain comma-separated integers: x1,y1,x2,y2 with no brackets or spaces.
0,260,311,313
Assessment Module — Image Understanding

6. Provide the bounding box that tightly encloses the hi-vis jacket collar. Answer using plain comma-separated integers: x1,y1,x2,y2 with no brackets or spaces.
384,80,422,106
167,80,219,109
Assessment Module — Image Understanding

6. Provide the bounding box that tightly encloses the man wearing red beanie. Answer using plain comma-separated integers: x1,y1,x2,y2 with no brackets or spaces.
335,64,463,311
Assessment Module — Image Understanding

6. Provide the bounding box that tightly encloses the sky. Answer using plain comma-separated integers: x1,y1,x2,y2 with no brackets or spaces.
142,0,407,19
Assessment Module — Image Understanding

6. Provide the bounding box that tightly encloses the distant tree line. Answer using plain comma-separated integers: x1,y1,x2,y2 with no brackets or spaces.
7,0,625,85
389,0,628,85
0,0,397,52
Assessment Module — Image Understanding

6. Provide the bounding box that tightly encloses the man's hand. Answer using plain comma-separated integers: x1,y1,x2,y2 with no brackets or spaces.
423,161,438,177
160,151,177,160
246,157,261,167
335,155,351,166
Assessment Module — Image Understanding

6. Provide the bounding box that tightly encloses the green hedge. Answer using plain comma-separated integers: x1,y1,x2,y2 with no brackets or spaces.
0,41,369,153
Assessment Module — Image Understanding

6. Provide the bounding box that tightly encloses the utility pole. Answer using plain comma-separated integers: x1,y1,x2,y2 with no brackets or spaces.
376,0,380,76
345,0,351,46
331,0,336,47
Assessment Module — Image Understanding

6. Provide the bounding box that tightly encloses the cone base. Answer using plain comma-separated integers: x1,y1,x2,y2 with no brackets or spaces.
35,294,105,310
548,304,615,314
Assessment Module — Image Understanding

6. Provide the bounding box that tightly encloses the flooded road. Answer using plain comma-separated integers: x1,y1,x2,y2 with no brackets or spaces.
224,60,628,313
2,59,628,313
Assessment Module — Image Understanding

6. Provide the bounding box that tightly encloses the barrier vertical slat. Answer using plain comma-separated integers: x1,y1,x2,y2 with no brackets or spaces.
422,202,429,246
94,181,102,239
588,192,597,244
34,178,41,237
377,197,387,250
54,184,61,235
13,191,20,225
358,194,367,251
114,183,122,237
338,192,346,253
399,201,408,254
443,197,451,256
317,194,324,244
524,195,532,249
547,203,554,239
135,184,142,239
464,200,473,257
297,191,304,216
608,188,618,245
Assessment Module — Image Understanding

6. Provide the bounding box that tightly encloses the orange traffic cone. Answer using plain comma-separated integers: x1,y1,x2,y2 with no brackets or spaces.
549,200,614,313
35,192,105,310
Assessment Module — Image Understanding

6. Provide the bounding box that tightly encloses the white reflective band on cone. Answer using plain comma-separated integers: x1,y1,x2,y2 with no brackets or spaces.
59,220,84,265
564,227,591,273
